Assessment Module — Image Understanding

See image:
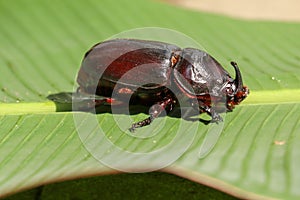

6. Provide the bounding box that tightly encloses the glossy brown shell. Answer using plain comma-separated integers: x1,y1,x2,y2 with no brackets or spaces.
77,39,180,96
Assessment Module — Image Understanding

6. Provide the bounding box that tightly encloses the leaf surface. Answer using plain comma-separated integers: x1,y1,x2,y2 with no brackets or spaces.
0,0,300,199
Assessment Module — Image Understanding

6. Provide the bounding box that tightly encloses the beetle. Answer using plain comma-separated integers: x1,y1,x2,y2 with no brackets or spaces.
76,38,249,131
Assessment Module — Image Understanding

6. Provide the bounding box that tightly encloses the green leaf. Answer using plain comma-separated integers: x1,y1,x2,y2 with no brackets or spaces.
0,0,300,199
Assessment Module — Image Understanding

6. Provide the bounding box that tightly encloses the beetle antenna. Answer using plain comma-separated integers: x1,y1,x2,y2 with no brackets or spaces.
231,61,243,90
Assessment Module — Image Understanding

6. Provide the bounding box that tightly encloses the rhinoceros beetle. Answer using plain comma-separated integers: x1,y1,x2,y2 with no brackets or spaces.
76,39,249,131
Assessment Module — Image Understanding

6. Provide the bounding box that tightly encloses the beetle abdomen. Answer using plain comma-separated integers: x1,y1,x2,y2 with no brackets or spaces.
77,39,181,95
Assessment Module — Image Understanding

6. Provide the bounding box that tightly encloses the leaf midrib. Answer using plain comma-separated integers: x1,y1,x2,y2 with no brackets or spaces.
0,89,299,115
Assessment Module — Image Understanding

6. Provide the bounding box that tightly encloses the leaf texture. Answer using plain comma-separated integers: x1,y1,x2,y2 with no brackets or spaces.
0,0,300,199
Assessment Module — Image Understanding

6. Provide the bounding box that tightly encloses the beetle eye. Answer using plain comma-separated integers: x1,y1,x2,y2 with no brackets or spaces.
224,83,235,97
226,88,234,96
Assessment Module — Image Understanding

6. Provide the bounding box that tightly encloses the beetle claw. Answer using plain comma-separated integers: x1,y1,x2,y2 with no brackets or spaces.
211,111,223,123
199,105,223,124
129,116,153,132
211,116,223,123
129,126,136,132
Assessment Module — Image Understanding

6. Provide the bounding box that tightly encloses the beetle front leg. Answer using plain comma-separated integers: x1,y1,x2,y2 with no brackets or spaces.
129,97,175,132
199,105,223,123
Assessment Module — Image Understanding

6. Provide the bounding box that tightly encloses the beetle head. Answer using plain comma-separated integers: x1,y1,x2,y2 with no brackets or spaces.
225,61,249,110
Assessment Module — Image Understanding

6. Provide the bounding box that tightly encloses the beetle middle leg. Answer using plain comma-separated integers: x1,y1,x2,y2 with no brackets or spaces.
129,97,176,132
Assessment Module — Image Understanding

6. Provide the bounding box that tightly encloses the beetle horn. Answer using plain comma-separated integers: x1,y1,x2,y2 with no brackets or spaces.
231,61,243,90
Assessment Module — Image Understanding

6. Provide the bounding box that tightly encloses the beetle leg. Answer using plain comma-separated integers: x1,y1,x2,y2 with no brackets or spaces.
199,105,223,123
129,116,153,132
94,98,123,106
210,109,223,123
73,91,123,111
129,97,175,132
